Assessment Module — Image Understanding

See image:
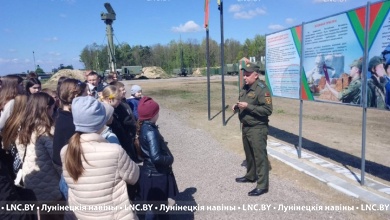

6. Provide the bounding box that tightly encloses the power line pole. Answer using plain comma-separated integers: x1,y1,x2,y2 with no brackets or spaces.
33,51,36,71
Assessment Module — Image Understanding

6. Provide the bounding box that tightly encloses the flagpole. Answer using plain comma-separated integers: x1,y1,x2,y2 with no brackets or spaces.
205,0,211,120
218,0,226,126
206,28,211,120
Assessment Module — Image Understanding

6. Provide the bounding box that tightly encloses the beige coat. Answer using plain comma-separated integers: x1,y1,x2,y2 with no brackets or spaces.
61,133,140,220
16,130,62,202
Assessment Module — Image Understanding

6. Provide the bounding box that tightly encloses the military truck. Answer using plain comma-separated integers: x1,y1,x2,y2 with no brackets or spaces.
121,66,143,80
173,68,188,76
225,63,239,75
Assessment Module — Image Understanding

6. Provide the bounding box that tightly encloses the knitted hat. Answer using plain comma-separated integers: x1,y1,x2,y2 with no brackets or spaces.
72,96,109,133
131,85,142,95
138,96,159,121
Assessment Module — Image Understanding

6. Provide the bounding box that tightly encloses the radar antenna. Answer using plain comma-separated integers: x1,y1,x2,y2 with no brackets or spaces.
101,2,116,73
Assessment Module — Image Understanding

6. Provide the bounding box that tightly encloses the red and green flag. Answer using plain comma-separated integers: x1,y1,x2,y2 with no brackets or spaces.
204,0,209,29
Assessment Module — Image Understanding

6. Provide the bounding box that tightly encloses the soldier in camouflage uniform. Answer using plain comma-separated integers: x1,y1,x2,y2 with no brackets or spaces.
325,58,363,104
382,45,390,109
367,56,387,109
232,62,273,196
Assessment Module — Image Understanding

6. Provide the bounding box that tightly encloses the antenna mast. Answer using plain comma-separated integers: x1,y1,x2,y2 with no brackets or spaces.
33,51,36,71
101,2,116,73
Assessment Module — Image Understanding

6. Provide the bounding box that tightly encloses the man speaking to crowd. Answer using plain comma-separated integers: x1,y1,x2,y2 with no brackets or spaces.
232,62,273,196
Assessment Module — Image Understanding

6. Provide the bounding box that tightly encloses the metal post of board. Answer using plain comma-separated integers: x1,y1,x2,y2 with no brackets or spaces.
360,2,370,186
218,0,226,126
206,28,211,121
298,23,305,158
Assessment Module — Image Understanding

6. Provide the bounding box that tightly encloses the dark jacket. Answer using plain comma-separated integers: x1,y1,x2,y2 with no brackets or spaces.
139,121,173,175
0,151,35,220
116,100,136,139
126,98,140,121
53,109,75,167
109,113,139,163
0,150,18,202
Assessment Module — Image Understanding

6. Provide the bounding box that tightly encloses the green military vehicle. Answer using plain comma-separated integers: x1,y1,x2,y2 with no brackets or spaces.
225,63,239,75
173,67,193,76
173,68,188,76
121,66,143,80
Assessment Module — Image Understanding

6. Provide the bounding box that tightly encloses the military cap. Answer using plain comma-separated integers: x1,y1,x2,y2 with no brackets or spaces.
368,56,383,72
241,62,260,73
349,58,363,71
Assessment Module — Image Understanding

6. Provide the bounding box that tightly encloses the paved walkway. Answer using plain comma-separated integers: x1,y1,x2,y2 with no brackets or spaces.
159,107,390,219
267,137,390,207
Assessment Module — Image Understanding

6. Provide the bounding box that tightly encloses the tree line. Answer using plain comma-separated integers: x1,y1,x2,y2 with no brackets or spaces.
79,34,266,74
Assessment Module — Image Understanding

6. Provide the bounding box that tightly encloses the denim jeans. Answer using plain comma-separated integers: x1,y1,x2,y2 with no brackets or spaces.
59,174,68,200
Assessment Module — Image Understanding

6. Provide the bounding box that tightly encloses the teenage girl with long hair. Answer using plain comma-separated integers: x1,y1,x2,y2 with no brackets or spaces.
61,96,139,220
100,85,140,201
135,96,179,220
52,78,87,201
1,94,27,149
0,75,24,131
16,92,63,219
0,75,24,189
1,94,37,220
53,78,87,168
25,77,41,96
99,85,139,162
1,95,28,174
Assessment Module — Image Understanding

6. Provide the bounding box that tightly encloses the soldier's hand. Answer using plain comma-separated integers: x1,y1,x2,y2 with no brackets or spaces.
236,102,248,109
232,104,239,112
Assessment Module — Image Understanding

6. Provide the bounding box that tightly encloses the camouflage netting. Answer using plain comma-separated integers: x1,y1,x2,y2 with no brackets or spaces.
43,69,86,89
192,68,203,77
139,66,170,79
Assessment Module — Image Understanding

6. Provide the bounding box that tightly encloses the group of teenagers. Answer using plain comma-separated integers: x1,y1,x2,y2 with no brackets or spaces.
0,71,178,220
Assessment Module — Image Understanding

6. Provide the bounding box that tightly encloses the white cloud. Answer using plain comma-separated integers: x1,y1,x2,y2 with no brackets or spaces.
3,28,12,33
268,24,284,30
72,57,80,62
171,21,201,33
0,58,20,64
59,13,67,18
229,4,243,13
44,37,59,42
8,49,17,53
0,58,9,64
285,18,295,24
231,6,266,19
63,0,76,4
48,52,61,56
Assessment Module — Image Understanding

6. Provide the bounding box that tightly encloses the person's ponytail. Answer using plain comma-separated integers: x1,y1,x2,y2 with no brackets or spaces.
65,132,89,182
